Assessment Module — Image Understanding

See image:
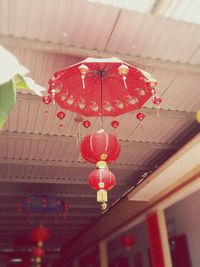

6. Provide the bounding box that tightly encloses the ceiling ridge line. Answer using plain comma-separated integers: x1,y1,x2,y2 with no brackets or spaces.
1,34,200,73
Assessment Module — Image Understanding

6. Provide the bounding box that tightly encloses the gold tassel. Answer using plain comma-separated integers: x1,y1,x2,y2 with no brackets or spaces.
97,189,107,203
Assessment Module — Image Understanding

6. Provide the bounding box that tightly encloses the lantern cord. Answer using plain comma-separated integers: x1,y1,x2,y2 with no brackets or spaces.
100,72,104,129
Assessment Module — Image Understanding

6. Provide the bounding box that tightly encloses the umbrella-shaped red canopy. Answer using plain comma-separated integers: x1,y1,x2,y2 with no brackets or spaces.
48,57,156,117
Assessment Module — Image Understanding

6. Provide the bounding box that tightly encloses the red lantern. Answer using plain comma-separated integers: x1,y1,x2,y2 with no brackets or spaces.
57,111,66,120
32,247,45,258
80,129,120,164
152,96,162,105
42,95,52,105
83,120,91,128
136,112,145,122
121,235,135,250
88,168,116,203
31,226,50,243
111,120,119,128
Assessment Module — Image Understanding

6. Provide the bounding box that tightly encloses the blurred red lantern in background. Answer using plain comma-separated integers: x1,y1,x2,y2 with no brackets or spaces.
31,225,50,244
32,247,45,258
121,235,135,250
80,129,120,164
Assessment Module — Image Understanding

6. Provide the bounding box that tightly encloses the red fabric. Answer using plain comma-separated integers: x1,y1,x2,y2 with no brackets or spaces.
80,129,120,163
48,58,154,117
32,247,45,257
88,168,116,191
31,226,50,242
146,213,165,267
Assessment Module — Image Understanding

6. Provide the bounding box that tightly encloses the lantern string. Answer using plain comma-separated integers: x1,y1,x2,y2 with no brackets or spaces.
100,73,104,129
123,76,127,89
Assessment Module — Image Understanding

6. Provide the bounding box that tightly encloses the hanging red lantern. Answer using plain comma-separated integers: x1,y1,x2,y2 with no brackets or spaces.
136,112,145,122
42,95,52,105
32,247,45,258
57,111,66,120
111,120,119,129
42,95,52,118
83,120,91,128
57,111,66,129
31,225,50,244
152,96,162,105
121,235,135,250
88,168,116,203
80,129,120,164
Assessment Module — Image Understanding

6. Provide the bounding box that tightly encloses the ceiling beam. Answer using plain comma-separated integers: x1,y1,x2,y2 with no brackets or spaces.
0,191,119,199
0,157,147,171
1,34,200,74
1,130,179,151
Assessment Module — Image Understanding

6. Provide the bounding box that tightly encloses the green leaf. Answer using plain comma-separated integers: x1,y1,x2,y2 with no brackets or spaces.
0,79,16,130
14,74,28,90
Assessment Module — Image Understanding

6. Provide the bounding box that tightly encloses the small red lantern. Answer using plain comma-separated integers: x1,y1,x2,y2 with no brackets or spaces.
83,120,91,128
121,235,135,250
136,112,145,122
152,96,162,105
32,247,45,258
57,111,66,120
88,168,116,203
42,95,52,105
57,111,66,128
31,226,50,243
111,120,119,129
80,129,120,164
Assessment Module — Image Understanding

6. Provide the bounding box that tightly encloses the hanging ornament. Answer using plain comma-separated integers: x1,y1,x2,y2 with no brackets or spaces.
78,64,89,89
83,120,91,128
118,64,129,89
57,111,66,129
111,120,119,129
32,247,45,258
136,112,145,123
88,168,116,204
121,235,135,250
42,95,52,118
196,109,200,123
80,129,120,165
31,225,50,247
146,78,157,88
152,96,162,117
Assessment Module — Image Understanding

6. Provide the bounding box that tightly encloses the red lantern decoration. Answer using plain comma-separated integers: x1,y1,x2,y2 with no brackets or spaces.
31,226,50,243
32,247,45,258
80,129,120,164
136,112,145,122
111,120,119,129
42,95,52,105
83,120,91,128
88,168,116,203
152,96,162,105
57,111,66,129
57,111,66,120
121,235,135,250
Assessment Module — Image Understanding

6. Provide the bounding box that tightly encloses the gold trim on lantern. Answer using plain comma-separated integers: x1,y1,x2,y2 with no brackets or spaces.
37,241,43,248
96,161,107,169
100,153,107,160
35,257,41,263
97,189,107,203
